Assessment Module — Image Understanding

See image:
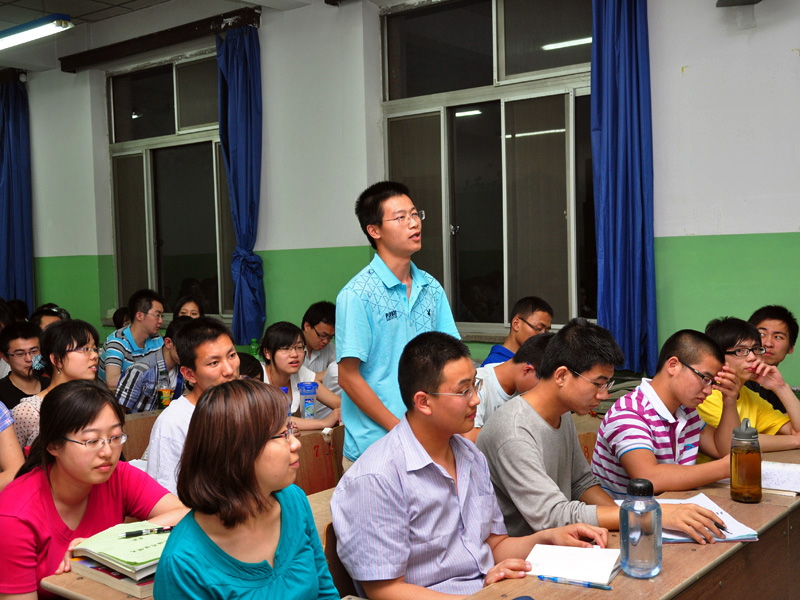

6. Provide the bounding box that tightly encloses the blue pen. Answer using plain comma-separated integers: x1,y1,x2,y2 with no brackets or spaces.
538,575,612,590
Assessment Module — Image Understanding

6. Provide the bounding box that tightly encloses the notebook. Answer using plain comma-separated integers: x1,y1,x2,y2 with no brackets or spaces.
525,544,622,586
73,521,170,580
658,493,758,543
70,557,155,598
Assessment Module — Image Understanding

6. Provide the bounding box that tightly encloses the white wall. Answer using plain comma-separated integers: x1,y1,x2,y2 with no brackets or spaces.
648,0,800,238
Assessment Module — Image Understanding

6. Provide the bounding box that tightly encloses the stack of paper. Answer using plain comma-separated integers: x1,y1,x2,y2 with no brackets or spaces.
525,544,621,586
762,461,800,493
73,521,170,580
658,493,758,543
71,557,155,598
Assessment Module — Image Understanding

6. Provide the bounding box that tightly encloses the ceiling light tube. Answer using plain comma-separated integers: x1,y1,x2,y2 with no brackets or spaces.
0,14,73,52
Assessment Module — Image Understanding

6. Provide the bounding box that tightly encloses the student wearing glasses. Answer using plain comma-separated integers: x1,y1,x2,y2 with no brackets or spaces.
0,322,43,411
697,317,800,452
259,322,340,429
592,329,740,498
479,321,725,544
0,380,187,599
300,301,336,380
12,320,101,449
332,332,607,599
154,380,338,599
481,296,553,367
336,182,459,468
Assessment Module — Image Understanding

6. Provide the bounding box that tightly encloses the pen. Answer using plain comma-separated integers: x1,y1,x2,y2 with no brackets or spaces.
713,521,730,534
118,526,173,538
538,575,611,590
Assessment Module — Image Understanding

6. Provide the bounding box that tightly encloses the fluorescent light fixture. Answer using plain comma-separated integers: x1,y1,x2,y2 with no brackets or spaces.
0,13,73,52
513,128,566,138
542,37,592,51
455,110,482,117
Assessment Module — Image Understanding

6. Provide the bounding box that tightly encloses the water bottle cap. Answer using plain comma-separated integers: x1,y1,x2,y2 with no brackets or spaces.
626,478,654,497
732,418,758,440
297,382,319,393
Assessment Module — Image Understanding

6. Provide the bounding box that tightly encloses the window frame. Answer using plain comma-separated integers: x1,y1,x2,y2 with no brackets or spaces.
107,53,234,318
382,0,593,333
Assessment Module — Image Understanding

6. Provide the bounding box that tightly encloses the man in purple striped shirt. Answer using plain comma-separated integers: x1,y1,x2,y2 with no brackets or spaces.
592,330,740,498
332,332,607,599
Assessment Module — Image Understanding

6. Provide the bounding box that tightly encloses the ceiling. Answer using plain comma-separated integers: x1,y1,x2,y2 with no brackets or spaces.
0,0,172,28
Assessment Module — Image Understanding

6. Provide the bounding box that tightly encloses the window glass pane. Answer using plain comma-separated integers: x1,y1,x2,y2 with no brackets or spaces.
505,94,569,323
574,94,597,318
503,0,592,77
113,155,149,304
177,58,219,130
152,143,220,314
449,101,503,323
387,113,443,284
112,65,175,143
216,144,236,314
386,0,492,100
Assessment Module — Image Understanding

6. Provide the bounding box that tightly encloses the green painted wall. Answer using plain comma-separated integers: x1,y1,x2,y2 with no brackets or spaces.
32,232,800,382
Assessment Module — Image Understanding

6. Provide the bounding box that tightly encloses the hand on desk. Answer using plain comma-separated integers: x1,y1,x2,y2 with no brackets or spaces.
484,558,531,587
54,537,86,575
540,522,608,549
661,503,724,544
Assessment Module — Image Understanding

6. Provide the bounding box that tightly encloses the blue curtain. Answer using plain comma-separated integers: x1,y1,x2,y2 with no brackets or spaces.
217,27,266,344
0,81,34,309
591,0,657,375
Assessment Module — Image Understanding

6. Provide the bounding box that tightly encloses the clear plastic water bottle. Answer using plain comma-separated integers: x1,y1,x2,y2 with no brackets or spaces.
620,478,662,578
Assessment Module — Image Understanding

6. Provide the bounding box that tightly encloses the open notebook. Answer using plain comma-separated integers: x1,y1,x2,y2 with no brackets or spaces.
656,493,758,543
73,521,170,580
525,544,621,586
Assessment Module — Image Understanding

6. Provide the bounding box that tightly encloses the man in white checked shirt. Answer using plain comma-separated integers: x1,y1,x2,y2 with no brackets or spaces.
331,332,607,599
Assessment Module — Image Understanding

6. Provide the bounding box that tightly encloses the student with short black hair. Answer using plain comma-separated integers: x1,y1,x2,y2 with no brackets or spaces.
100,288,165,392
301,300,336,379
481,296,554,366
0,321,42,411
479,321,723,544
146,317,239,494
154,380,338,599
697,316,800,451
332,332,606,599
747,305,798,412
29,304,69,332
0,380,186,598
12,319,100,448
593,329,740,497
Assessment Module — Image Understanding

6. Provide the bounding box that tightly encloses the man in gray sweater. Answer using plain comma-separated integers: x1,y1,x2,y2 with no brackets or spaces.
477,318,724,545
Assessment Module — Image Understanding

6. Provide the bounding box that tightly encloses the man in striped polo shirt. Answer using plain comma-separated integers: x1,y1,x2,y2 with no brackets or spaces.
592,329,740,498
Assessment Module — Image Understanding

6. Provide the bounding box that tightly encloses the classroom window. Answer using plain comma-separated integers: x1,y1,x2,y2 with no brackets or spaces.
109,57,234,317
384,0,596,328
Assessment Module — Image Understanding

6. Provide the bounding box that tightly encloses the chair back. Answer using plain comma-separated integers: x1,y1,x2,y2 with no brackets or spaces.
330,424,345,481
122,409,160,460
295,432,336,495
324,522,358,598
578,431,598,465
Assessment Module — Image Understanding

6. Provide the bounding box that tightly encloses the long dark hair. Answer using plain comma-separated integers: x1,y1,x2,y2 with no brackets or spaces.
17,380,125,478
35,319,99,381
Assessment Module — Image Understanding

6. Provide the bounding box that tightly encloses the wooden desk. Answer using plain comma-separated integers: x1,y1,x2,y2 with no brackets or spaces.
42,571,137,599
467,489,800,599
308,486,334,542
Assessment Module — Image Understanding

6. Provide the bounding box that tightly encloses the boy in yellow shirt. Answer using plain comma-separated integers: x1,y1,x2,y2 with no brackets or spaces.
698,317,800,452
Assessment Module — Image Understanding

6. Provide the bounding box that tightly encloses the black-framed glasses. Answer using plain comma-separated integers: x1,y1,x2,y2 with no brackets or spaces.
63,433,128,450
679,360,715,387
725,346,766,357
570,369,614,392
383,210,425,225
277,343,306,354
67,346,100,356
425,378,483,399
7,347,40,359
312,325,334,342
271,422,297,442
518,316,550,335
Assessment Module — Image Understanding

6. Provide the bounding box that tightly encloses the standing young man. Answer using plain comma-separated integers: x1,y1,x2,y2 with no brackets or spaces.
336,182,459,466
332,332,606,599
481,296,553,366
0,323,42,411
100,289,165,392
146,317,240,494
747,305,797,412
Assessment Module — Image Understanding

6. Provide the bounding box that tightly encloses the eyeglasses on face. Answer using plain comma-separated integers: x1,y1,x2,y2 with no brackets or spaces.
7,347,40,359
312,325,334,341
63,433,128,450
277,343,306,354
383,210,425,225
147,311,164,320
271,421,297,442
67,346,100,356
518,316,550,335
679,360,715,387
725,346,766,357
425,378,484,400
570,369,614,392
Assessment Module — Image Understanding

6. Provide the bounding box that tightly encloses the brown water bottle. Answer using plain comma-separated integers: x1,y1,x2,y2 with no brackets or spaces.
730,418,761,503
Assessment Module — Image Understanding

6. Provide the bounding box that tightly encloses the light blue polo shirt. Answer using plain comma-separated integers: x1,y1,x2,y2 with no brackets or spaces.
336,254,459,461
99,325,164,383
